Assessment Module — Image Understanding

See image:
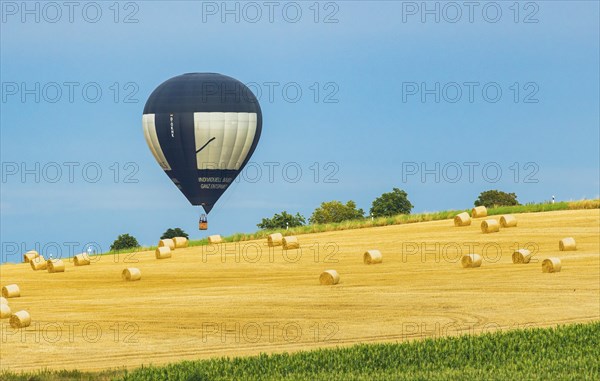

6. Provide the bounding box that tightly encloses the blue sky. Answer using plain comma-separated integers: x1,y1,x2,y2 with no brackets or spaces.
1,1,598,262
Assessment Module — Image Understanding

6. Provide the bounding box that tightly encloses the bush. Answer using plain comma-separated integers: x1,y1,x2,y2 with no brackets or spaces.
160,228,189,240
309,200,364,224
257,211,306,230
110,234,139,251
475,190,520,208
370,188,413,217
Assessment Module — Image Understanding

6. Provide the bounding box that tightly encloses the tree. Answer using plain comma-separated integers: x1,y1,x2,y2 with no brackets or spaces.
161,228,189,239
370,188,413,217
309,200,364,224
474,190,520,208
257,211,306,230
110,234,139,251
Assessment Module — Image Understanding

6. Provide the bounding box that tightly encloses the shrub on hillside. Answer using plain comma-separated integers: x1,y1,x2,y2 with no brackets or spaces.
257,211,306,230
475,190,520,208
309,200,364,224
110,234,139,251
370,188,413,217
160,228,189,239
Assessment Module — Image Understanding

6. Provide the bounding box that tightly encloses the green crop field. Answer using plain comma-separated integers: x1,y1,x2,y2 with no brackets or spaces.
3,322,598,381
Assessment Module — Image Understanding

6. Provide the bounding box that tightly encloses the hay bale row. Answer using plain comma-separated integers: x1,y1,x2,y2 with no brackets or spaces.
23,250,39,263
30,253,93,270
10,310,31,328
320,211,571,278
465,252,563,272
155,246,172,259
319,249,383,285
18,220,575,291
265,234,300,250
122,268,141,281
455,212,518,233
2,284,20,298
0,296,7,304
319,248,558,280
153,236,187,260
471,206,487,218
510,237,575,272
47,259,65,273
454,212,471,227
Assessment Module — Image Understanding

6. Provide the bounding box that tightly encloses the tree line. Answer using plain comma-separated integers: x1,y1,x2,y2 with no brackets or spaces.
110,189,520,249
257,188,519,230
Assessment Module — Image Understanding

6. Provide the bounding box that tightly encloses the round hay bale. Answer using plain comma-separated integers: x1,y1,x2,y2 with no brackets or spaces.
158,239,176,250
30,255,47,271
9,310,31,329
122,268,141,281
559,237,576,251
471,206,487,218
480,219,500,233
0,296,7,304
512,249,532,264
47,259,65,273
363,250,383,264
1,304,11,319
155,246,172,259
173,237,188,248
319,270,340,285
23,250,39,263
267,233,283,247
74,254,91,266
542,257,561,273
208,235,223,244
454,212,471,227
2,284,20,298
282,236,299,250
500,215,517,228
461,254,482,268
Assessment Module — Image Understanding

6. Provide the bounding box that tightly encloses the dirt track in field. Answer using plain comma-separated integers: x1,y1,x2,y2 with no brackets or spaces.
1,209,598,372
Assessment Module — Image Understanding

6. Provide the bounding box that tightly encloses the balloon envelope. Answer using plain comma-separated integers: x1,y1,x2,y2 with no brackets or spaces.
143,73,262,213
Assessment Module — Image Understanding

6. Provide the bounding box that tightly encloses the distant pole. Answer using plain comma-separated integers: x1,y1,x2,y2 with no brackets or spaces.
371,213,374,221
286,222,289,230
552,195,555,204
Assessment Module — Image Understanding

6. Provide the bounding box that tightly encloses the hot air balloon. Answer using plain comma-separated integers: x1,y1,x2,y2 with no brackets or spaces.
143,73,262,230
